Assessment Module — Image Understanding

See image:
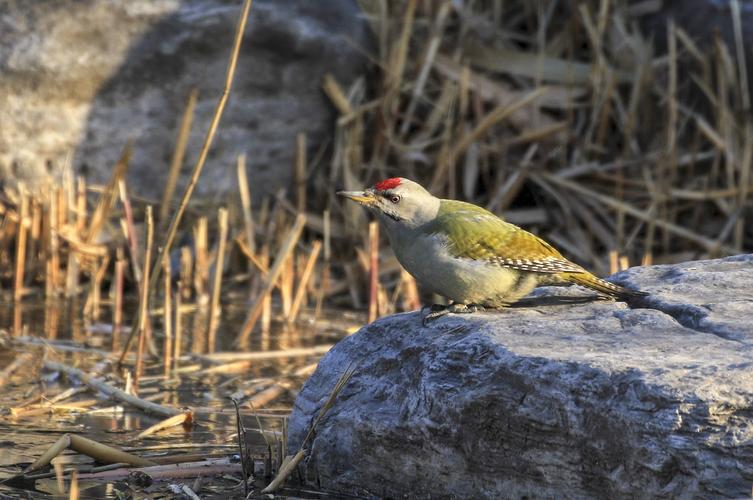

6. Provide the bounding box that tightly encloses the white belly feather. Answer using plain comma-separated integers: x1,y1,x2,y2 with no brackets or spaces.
388,229,537,306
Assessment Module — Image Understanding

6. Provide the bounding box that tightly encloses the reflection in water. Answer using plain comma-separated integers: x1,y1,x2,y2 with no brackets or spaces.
0,296,362,497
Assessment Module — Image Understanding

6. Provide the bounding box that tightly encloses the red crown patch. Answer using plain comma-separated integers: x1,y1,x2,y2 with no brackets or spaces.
374,177,401,191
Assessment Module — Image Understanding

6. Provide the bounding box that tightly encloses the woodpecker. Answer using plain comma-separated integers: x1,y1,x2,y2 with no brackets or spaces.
338,177,646,324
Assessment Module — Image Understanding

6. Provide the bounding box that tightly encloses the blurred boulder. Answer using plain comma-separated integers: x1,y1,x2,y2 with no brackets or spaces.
0,0,371,199
636,0,753,75
289,254,753,498
637,0,753,50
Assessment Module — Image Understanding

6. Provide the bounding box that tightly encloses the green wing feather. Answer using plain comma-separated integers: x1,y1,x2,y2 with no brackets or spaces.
424,200,584,274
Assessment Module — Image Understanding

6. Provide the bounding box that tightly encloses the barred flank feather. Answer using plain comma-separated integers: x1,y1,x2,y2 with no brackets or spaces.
564,272,648,299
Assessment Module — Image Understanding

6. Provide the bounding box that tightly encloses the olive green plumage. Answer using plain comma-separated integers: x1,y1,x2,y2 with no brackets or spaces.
426,200,581,273
426,199,641,299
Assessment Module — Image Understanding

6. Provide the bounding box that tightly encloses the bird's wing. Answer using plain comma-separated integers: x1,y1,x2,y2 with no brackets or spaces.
425,200,585,274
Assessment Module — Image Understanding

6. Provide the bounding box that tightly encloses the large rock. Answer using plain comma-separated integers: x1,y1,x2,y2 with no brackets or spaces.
289,254,753,498
0,0,370,198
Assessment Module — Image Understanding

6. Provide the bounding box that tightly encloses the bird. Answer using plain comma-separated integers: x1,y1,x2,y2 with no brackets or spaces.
338,177,646,324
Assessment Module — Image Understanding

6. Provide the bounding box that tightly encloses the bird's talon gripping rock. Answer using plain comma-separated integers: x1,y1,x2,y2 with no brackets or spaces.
422,308,450,326
422,303,487,326
447,303,478,314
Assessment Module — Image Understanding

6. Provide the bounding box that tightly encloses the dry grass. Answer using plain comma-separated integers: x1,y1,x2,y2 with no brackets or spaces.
314,0,751,280
0,0,751,336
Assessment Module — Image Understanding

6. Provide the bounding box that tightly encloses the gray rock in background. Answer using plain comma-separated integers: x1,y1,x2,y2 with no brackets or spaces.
288,254,753,499
0,0,370,199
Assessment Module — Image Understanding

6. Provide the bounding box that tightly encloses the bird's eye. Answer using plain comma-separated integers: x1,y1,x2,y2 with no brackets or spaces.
390,194,401,204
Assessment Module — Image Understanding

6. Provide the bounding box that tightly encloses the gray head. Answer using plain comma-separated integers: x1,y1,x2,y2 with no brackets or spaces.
337,177,440,229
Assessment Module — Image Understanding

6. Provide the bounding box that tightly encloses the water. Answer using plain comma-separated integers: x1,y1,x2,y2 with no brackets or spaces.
0,296,361,498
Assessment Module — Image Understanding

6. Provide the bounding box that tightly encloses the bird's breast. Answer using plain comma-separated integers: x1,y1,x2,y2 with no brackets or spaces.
387,230,528,306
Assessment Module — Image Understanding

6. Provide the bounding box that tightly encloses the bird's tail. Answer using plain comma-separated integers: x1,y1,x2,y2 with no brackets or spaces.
564,272,647,300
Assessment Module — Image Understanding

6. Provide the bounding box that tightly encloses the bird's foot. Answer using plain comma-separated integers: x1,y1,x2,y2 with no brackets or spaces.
422,303,484,326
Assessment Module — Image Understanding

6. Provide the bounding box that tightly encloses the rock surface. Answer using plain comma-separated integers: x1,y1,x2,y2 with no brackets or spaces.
0,0,370,198
289,254,753,499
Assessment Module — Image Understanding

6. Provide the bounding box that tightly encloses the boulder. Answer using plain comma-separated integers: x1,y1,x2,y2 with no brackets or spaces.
0,0,370,199
288,254,753,498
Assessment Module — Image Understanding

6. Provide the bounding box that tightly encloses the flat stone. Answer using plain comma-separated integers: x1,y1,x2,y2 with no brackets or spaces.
288,254,753,498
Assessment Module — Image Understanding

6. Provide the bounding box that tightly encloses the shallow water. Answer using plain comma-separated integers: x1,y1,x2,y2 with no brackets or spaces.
0,295,361,498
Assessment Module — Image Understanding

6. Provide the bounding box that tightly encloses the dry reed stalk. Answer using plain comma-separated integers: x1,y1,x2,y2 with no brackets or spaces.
11,303,21,337
431,87,548,190
47,187,61,297
368,221,379,323
25,432,157,474
57,183,67,229
731,0,750,112
608,250,618,275
261,449,305,494
52,458,64,495
45,299,61,339
174,280,183,374
245,380,293,409
288,240,322,321
76,176,87,233
263,363,356,493
236,153,255,255
113,251,126,352
201,344,332,363
235,236,285,293
540,173,738,254
385,0,417,102
322,74,353,115
237,213,307,345
193,217,209,301
28,198,41,280
295,132,307,213
146,0,254,300
207,208,229,351
641,252,653,267
159,88,199,228
190,306,208,354
58,231,108,258
117,180,142,283
163,255,173,378
315,209,331,318
280,254,293,317
136,410,193,439
259,247,272,339
85,255,110,321
44,361,182,419
179,246,193,299
400,270,421,311
619,255,630,271
399,0,451,136
85,142,131,244
69,470,79,500
10,388,87,418
487,145,536,212
135,206,155,390
14,184,29,301
244,363,319,411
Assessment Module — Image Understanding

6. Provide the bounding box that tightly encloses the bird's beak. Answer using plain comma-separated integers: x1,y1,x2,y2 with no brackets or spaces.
337,189,376,206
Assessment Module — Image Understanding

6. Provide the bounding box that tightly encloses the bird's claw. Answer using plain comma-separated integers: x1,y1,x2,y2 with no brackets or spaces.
421,303,484,326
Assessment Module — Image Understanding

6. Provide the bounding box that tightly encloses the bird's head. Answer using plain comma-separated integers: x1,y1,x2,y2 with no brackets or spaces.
337,177,440,228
